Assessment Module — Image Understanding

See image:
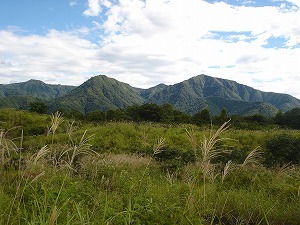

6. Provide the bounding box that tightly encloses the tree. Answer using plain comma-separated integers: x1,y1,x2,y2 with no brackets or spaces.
274,111,284,126
173,110,192,124
264,134,300,166
106,109,130,121
86,111,106,122
127,104,162,122
55,108,84,120
245,114,268,124
160,104,175,123
192,109,211,126
282,108,300,129
29,101,48,114
213,108,229,125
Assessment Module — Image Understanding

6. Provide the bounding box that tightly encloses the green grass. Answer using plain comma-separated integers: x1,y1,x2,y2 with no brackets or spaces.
0,109,299,224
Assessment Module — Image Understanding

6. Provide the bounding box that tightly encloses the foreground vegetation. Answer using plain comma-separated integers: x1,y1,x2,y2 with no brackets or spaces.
0,108,299,224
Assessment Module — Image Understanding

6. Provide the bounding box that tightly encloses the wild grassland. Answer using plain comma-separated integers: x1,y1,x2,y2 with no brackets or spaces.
0,109,299,224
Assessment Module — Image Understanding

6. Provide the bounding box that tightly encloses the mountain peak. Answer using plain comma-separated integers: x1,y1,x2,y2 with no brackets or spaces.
27,79,45,83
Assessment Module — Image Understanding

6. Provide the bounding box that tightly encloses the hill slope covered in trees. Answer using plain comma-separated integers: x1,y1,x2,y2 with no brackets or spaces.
1,74,300,116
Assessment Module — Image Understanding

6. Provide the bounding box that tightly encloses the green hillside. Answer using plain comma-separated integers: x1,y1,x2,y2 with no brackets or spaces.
0,79,75,99
144,75,300,115
1,74,300,116
49,75,144,113
0,96,41,110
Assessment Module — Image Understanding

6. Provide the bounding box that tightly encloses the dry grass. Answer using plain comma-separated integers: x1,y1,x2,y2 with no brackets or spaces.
273,163,295,181
200,121,231,165
152,137,166,155
241,147,262,168
0,127,21,168
49,206,59,225
49,131,98,172
141,130,150,147
47,111,64,137
222,160,233,183
33,145,49,165
186,121,232,182
185,121,232,210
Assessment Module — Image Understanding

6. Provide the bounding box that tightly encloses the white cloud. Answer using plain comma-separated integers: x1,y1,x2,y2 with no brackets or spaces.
1,0,300,99
96,0,300,94
83,0,112,16
0,29,106,85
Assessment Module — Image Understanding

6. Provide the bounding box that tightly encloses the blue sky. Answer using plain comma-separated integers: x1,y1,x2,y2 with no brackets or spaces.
1,0,300,99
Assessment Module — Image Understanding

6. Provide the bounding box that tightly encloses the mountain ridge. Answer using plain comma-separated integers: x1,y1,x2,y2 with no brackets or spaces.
0,79,75,99
1,74,300,116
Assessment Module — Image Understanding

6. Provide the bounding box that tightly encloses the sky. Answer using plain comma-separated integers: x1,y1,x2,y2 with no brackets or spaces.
0,0,300,99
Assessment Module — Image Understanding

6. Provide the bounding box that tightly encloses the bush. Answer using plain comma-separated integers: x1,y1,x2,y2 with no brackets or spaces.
154,148,195,171
264,134,300,166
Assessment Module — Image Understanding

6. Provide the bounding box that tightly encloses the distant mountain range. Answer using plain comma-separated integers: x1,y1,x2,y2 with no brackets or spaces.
1,75,300,116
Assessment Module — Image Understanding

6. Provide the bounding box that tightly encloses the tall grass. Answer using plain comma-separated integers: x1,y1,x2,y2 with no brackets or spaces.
1,110,300,224
47,111,64,144
241,146,262,168
0,127,23,170
186,122,231,203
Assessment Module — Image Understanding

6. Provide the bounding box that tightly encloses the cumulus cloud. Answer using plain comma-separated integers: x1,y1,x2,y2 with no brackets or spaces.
83,0,112,16
1,0,300,99
95,0,300,93
84,0,102,16
0,29,103,85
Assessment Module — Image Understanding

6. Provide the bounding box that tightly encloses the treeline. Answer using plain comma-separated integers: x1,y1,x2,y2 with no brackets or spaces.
29,101,300,129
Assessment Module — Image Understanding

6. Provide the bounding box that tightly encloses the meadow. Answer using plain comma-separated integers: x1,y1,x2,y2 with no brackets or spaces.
0,108,299,225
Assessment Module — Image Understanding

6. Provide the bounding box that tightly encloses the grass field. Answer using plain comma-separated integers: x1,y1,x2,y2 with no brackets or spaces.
0,109,299,224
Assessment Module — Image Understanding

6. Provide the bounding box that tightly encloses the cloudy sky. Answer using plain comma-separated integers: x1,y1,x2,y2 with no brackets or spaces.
1,0,300,98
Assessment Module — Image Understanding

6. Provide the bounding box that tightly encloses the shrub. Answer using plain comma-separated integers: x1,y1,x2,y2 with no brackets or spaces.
154,148,194,171
264,134,300,166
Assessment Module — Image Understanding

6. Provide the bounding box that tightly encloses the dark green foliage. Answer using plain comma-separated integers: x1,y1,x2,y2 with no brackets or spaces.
106,109,130,121
213,107,229,125
29,101,48,114
237,114,271,129
127,103,192,123
154,148,195,171
274,110,284,125
244,114,269,124
86,110,107,122
274,108,300,129
64,109,85,120
265,134,300,166
128,103,162,122
172,110,192,124
192,108,211,126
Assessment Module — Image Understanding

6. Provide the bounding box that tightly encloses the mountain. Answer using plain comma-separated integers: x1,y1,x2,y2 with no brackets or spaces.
1,74,300,116
0,79,75,99
144,75,299,115
49,75,144,113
